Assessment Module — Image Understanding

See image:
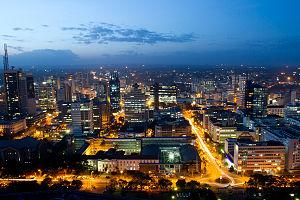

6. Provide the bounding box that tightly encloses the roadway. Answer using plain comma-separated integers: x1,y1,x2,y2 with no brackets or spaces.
184,111,248,188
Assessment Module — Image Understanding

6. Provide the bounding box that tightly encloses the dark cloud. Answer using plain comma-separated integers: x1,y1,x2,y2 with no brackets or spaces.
1,34,15,38
8,45,24,52
13,27,34,31
62,23,196,44
62,27,88,31
42,24,49,28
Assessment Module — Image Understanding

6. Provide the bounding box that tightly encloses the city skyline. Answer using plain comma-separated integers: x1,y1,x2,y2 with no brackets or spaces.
1,0,300,66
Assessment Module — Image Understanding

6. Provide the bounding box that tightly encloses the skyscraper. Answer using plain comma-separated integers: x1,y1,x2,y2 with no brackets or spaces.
36,76,57,110
4,69,37,118
109,71,121,112
236,75,247,108
151,83,177,110
245,81,267,117
124,83,146,124
92,98,110,133
4,69,22,119
71,99,93,136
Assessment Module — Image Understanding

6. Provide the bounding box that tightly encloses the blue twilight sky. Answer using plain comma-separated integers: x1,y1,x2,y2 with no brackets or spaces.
0,0,300,66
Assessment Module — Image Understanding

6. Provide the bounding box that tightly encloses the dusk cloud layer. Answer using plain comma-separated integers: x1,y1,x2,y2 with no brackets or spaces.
62,23,196,44
10,49,79,66
13,27,34,31
1,1,300,66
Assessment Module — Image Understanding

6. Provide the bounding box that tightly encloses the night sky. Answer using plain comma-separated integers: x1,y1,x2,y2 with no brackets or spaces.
1,0,300,66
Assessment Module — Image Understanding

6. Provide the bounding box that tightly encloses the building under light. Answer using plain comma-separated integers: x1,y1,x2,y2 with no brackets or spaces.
71,99,94,136
151,83,177,110
109,71,121,112
245,81,267,118
124,83,146,124
234,140,285,173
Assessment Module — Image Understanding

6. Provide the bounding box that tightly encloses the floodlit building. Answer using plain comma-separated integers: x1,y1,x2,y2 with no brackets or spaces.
36,77,57,111
71,99,93,136
124,83,146,124
267,105,284,117
4,69,36,118
244,81,267,117
234,140,285,173
92,99,110,133
151,83,177,110
87,151,159,173
109,71,121,112
155,119,191,137
0,118,26,136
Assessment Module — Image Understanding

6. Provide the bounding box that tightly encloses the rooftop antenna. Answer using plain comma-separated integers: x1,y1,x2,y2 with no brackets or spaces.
3,43,9,70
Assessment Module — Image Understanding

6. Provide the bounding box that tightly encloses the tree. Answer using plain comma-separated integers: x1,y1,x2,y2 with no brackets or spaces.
186,180,201,190
106,178,118,193
118,179,128,190
41,177,52,189
158,178,173,191
176,179,186,190
229,166,235,173
71,180,83,190
247,174,276,189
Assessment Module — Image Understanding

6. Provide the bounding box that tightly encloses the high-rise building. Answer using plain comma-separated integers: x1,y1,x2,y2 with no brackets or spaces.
71,99,93,136
93,79,109,101
236,75,247,108
57,101,72,124
57,80,72,102
92,98,110,133
151,83,177,110
109,71,121,112
36,77,57,110
4,69,22,119
124,83,146,124
4,68,36,119
25,73,36,114
245,81,267,117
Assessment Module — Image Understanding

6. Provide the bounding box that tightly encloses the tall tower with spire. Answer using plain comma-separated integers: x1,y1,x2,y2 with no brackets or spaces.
3,43,9,70
2,44,36,118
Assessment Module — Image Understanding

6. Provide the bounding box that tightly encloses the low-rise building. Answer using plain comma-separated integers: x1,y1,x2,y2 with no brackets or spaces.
155,119,191,137
267,105,284,117
0,137,42,165
234,140,285,173
86,150,158,172
0,118,26,136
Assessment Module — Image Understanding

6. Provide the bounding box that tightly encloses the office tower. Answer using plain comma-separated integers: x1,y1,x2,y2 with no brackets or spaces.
0,88,5,113
92,98,110,133
25,73,36,115
93,79,109,101
3,67,36,118
284,103,300,117
234,140,285,173
4,69,22,119
152,83,177,110
36,77,57,110
57,81,72,102
57,101,72,124
124,83,146,124
236,75,247,108
71,99,93,136
245,81,267,117
109,71,121,112
4,70,36,117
